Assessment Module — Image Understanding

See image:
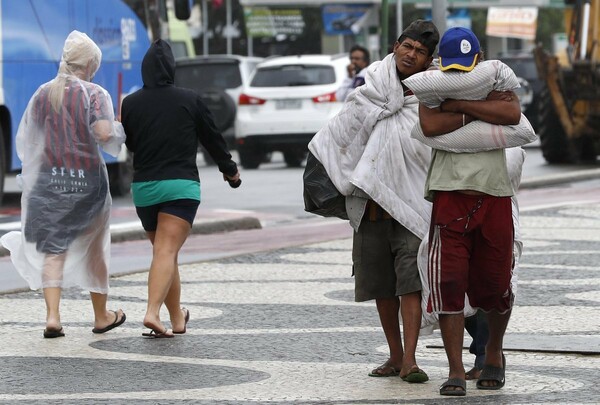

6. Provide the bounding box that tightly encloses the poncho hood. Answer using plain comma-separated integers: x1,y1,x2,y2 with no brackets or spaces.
142,39,175,88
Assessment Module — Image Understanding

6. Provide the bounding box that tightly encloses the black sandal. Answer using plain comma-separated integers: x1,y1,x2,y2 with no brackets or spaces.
440,378,466,396
477,354,506,390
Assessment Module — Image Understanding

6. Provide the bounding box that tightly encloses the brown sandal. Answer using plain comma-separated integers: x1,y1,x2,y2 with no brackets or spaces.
173,307,190,334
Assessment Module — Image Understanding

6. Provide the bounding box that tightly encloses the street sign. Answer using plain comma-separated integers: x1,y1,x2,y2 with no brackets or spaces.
486,7,538,39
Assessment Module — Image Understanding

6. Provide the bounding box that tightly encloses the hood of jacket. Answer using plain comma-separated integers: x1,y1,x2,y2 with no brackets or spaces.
142,39,175,88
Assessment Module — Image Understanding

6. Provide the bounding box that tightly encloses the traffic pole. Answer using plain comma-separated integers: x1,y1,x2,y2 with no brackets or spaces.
381,0,389,57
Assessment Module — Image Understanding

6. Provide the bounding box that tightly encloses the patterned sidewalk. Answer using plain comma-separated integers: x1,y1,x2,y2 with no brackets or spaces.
0,203,599,403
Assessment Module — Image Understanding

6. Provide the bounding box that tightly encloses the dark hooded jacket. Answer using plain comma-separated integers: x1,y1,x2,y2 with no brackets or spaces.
122,39,237,182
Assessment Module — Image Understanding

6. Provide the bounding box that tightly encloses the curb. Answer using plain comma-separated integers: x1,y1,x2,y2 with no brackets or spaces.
519,168,600,189
109,216,262,243
0,216,262,257
0,168,598,256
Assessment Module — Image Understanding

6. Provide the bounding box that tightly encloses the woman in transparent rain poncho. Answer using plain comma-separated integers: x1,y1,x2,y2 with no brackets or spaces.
1,31,127,338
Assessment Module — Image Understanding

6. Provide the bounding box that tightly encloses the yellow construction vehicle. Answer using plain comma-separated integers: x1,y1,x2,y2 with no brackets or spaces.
533,0,600,163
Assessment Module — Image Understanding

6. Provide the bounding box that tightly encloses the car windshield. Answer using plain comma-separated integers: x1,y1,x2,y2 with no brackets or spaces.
175,62,243,90
250,65,336,87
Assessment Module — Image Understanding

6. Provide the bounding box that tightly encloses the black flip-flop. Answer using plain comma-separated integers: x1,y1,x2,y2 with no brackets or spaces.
439,378,466,396
43,327,65,339
92,311,127,334
173,307,190,334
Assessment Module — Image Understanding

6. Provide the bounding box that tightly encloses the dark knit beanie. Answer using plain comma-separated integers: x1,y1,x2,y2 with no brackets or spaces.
397,20,440,56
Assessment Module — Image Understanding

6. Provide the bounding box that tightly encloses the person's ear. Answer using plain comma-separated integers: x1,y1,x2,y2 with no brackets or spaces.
425,55,433,69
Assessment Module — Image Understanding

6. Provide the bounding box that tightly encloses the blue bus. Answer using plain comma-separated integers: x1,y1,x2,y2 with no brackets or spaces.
0,0,190,201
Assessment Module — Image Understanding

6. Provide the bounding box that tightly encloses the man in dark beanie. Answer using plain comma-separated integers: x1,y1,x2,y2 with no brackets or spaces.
308,19,440,383
397,19,440,59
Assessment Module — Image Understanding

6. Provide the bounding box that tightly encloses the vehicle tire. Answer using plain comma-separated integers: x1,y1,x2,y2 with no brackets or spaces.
572,135,597,163
283,151,305,168
262,152,273,163
538,86,574,164
108,151,133,196
198,87,237,132
239,147,262,169
0,127,5,206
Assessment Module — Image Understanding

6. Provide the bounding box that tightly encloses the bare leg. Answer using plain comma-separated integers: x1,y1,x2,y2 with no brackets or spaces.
439,313,466,393
372,297,403,373
89,292,125,330
165,267,188,332
145,228,188,331
143,213,190,333
398,291,423,376
42,253,67,331
83,214,125,329
479,309,511,387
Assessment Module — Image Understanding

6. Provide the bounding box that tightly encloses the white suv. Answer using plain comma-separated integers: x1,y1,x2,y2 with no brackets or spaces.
175,55,263,164
234,54,348,169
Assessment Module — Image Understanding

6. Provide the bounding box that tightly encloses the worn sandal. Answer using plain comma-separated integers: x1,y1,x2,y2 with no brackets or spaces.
401,368,429,383
440,378,466,396
43,327,65,339
368,363,400,377
173,307,190,334
92,310,126,334
477,354,506,390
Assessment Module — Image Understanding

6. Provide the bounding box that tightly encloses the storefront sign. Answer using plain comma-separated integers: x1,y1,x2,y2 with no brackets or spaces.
322,4,371,35
243,7,305,37
486,7,538,40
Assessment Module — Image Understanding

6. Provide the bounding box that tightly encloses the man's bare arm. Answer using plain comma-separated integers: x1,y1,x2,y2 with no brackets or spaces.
441,90,521,125
419,90,521,137
419,104,465,137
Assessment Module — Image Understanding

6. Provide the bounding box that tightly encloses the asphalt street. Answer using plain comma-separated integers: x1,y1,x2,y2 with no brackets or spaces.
0,162,599,403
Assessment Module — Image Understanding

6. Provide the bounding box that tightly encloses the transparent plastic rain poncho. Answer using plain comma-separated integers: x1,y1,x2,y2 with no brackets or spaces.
0,31,125,293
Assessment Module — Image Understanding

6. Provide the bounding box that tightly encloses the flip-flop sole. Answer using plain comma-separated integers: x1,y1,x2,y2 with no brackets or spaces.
43,328,65,338
142,329,174,338
401,370,429,383
92,311,127,334
368,366,400,377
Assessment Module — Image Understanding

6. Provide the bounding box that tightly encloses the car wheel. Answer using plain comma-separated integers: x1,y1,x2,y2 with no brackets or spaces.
283,151,305,168
198,87,237,132
239,147,262,169
538,85,574,164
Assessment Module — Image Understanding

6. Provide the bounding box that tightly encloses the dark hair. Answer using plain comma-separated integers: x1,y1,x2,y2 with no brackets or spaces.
349,44,370,64
397,20,440,57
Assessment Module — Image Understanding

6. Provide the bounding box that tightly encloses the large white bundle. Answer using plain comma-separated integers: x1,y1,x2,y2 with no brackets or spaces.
403,59,537,152
411,113,537,152
403,60,520,108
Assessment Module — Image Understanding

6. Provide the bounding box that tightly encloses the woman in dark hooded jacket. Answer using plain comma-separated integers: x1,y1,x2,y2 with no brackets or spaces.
121,39,240,338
